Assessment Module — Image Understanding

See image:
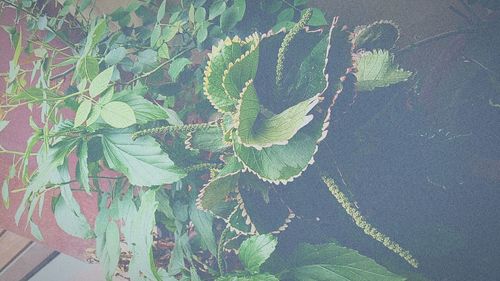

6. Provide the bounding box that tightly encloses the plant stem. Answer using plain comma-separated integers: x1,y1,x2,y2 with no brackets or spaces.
125,47,195,85
396,26,482,54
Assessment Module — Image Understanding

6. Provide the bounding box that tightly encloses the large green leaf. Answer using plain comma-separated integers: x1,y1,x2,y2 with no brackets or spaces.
53,163,94,239
74,99,92,127
99,220,121,281
237,175,294,234
196,172,239,219
185,125,229,152
101,130,185,186
101,101,137,128
233,112,326,184
351,20,400,51
15,138,78,225
279,243,406,281
127,190,161,281
354,49,411,92
222,41,259,99
89,66,114,98
204,35,258,112
112,89,178,125
239,234,277,274
189,203,217,256
235,80,318,149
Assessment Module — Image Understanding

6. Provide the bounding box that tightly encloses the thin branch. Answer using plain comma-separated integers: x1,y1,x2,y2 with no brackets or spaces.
396,26,482,54
0,0,77,48
125,46,196,85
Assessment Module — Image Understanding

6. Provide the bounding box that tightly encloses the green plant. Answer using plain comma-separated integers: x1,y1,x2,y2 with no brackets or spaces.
0,0,427,280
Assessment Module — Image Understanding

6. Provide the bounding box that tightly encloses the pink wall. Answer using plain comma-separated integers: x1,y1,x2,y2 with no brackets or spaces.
0,6,97,260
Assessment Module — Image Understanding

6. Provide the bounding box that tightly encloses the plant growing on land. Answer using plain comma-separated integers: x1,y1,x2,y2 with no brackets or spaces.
0,0,428,280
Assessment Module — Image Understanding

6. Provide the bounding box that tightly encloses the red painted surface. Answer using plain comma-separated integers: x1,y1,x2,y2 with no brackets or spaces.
0,7,97,260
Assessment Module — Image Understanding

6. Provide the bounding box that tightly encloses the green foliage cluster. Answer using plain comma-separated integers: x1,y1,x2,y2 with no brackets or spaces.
0,0,418,280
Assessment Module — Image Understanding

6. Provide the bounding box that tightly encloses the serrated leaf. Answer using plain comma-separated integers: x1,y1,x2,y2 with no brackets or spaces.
101,130,185,186
105,47,127,65
235,80,317,148
237,175,294,234
222,41,259,100
239,234,277,274
279,242,406,281
355,49,412,91
216,274,279,281
352,21,400,51
209,0,226,20
233,113,325,184
101,101,136,128
185,125,228,152
204,35,257,112
89,66,114,97
74,99,92,127
168,57,191,82
196,173,239,219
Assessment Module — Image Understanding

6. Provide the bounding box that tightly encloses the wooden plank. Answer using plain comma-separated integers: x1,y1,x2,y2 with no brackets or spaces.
0,231,32,271
0,243,57,281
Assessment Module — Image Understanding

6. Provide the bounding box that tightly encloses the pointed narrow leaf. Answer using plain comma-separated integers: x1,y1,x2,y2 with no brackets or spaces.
168,58,191,82
77,141,90,193
127,190,161,281
102,221,121,281
89,66,114,97
102,130,185,186
74,99,92,127
101,101,136,128
30,221,44,240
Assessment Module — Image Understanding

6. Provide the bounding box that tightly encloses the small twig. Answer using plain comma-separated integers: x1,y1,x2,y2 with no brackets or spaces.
0,0,77,48
125,47,195,85
50,66,75,81
396,26,482,54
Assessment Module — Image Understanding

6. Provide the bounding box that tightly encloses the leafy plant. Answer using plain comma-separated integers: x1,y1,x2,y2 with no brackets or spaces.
0,0,425,280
